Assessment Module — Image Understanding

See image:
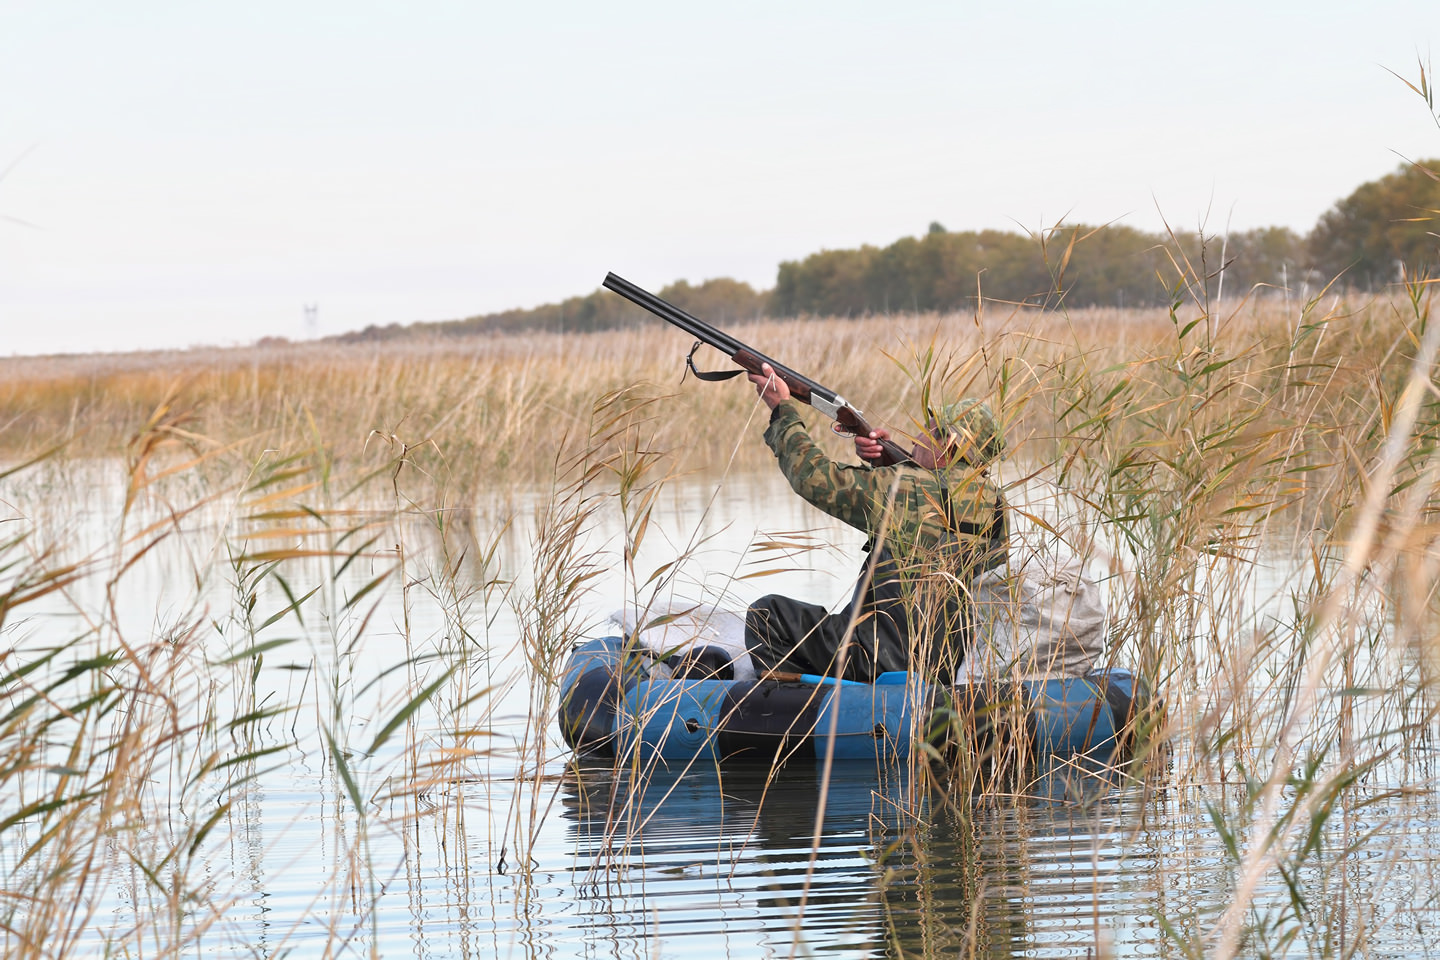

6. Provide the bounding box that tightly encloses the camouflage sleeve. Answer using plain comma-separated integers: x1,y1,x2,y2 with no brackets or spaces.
762,402,896,535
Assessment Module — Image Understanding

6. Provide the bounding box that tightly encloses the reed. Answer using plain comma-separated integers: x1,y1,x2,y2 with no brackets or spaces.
0,304,1187,497
4,221,1440,954
0,392,525,955
523,279,1440,956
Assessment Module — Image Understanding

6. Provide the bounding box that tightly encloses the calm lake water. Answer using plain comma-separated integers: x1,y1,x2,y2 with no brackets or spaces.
3,464,1439,958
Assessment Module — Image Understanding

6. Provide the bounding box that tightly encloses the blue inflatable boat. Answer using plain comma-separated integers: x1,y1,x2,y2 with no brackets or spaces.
559,636,1156,767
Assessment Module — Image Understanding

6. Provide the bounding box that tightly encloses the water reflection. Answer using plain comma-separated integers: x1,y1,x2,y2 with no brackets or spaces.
557,758,1165,958
561,759,904,956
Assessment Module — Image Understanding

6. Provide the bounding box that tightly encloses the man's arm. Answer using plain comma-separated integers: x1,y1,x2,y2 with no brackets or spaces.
761,405,898,537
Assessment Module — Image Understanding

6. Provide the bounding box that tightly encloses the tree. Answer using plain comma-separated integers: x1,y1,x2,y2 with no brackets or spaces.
1218,227,1305,298
1307,159,1440,289
657,278,768,323
772,247,878,316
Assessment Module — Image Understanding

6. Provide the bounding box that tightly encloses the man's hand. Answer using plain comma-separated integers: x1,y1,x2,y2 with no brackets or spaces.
747,362,791,410
855,427,892,462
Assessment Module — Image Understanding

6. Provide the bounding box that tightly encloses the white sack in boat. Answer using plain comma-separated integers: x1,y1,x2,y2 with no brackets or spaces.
608,604,758,682
959,547,1109,682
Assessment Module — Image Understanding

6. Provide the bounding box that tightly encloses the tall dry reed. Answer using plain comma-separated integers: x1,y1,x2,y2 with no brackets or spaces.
0,392,521,955
5,197,1440,955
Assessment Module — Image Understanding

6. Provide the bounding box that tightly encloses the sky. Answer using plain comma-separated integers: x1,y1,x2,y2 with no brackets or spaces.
1,1,1437,356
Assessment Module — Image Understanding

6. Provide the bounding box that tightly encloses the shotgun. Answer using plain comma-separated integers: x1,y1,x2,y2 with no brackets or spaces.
602,272,911,466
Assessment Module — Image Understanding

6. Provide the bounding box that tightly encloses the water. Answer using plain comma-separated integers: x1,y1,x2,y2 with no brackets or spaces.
2,462,1439,957
128,755,1440,957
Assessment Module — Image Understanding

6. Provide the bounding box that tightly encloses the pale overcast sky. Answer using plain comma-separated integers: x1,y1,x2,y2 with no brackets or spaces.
1,1,1436,355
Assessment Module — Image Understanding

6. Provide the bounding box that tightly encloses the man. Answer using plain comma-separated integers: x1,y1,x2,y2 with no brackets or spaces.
744,362,1008,684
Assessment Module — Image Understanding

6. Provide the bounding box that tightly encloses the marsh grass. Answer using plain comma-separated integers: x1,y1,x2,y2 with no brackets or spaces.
0,388,533,955
541,276,1440,956
4,218,1440,953
0,304,1189,498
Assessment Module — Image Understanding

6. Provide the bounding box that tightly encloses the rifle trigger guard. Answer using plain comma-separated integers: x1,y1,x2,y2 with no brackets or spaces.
685,341,746,383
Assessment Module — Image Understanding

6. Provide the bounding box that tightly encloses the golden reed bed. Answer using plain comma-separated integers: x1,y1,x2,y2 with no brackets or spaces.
2,284,1439,959
0,295,1380,499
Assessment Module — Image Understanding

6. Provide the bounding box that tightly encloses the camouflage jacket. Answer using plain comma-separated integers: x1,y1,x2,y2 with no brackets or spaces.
763,401,1008,577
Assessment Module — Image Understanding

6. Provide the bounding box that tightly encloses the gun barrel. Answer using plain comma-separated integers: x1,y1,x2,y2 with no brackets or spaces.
603,272,913,467
603,273,743,356
602,273,841,403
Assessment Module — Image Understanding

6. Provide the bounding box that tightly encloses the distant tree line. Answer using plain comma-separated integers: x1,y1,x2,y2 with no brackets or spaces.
333,158,1439,343
767,221,1299,315
333,277,768,343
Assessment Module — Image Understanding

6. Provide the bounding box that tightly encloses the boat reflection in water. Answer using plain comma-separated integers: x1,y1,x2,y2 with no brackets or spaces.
559,755,1165,958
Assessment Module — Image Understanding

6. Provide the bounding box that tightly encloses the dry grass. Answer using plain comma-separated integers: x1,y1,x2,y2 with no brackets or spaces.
2,279,1440,956
0,299,1290,493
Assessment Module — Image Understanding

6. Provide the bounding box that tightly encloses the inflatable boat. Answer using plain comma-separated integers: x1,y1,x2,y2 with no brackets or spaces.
558,635,1156,768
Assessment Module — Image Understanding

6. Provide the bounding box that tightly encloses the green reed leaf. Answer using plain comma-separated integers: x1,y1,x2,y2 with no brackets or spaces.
365,666,457,757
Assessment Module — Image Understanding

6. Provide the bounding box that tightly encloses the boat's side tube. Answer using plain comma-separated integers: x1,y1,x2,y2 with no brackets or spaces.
811,682,920,761
561,639,1155,766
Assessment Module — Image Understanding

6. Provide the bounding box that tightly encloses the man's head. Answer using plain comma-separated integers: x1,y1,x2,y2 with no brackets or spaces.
927,399,1004,467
